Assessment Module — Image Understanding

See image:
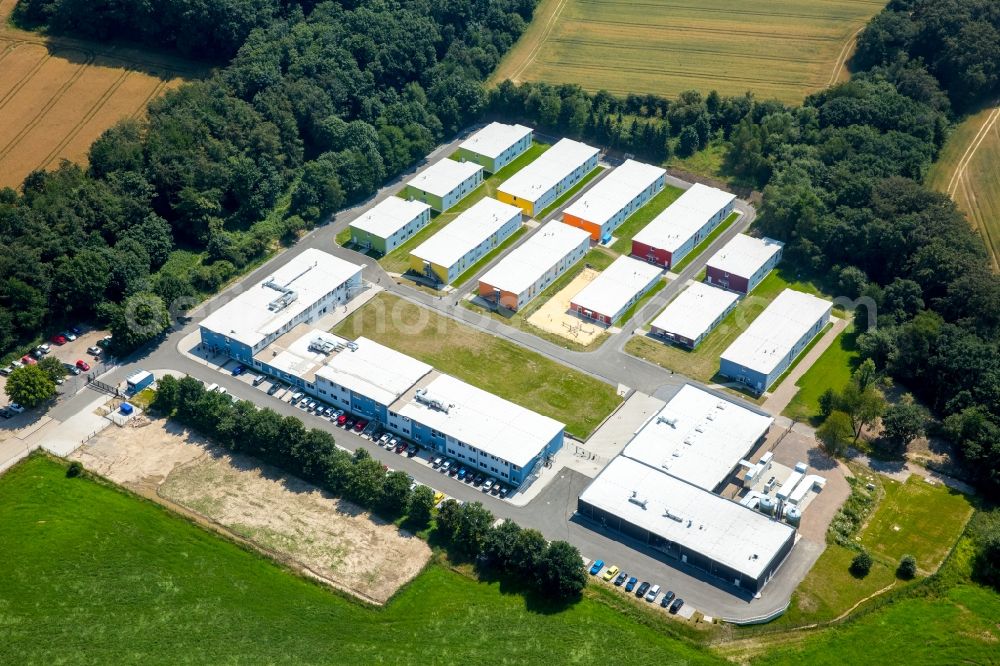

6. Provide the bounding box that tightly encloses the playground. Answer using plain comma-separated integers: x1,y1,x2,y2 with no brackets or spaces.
526,267,607,345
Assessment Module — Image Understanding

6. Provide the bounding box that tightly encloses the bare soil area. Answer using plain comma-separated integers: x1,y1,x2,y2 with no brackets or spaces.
526,267,606,344
72,420,431,604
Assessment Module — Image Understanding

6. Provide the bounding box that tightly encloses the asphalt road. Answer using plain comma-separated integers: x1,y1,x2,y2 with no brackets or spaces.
43,128,803,621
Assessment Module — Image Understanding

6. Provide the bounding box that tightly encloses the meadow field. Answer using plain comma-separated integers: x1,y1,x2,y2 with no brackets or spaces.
925,104,1000,270
0,455,721,664
0,0,195,187
492,0,887,103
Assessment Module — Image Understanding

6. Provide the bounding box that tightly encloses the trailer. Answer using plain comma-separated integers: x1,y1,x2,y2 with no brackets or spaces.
126,370,154,393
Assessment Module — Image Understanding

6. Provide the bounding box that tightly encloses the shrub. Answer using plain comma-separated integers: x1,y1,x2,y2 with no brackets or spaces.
897,554,917,579
851,549,873,577
66,461,84,478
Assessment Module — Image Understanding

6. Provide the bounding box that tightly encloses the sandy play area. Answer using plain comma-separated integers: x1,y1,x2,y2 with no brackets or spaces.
71,420,430,604
526,267,606,345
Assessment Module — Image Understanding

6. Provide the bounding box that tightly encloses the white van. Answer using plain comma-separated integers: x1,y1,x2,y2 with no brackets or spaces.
206,383,219,393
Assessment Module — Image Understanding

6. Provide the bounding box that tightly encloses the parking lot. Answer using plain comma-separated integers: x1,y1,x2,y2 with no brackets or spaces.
586,559,699,621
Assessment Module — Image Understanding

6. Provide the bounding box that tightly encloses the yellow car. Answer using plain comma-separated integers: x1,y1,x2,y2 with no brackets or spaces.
602,565,620,582
433,491,445,505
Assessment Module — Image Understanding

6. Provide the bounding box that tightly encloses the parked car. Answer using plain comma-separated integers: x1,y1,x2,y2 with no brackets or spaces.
75,359,90,371
231,365,244,376
50,334,67,345
481,479,494,493
0,366,10,377
97,335,113,348
65,364,81,376
21,355,37,366
267,383,281,396
447,464,459,477
625,577,638,592
497,485,509,499
378,433,391,446
395,440,407,453
669,598,684,614
645,584,660,602
331,409,344,421
290,391,304,404
490,482,500,495
432,491,445,505
0,409,11,419
252,374,266,386
472,474,484,487
457,467,467,481
407,445,419,458
602,565,620,582
87,346,102,357
589,559,605,576
345,418,356,429
614,571,628,586
386,436,397,450
354,419,368,432
62,331,77,341
439,460,451,474
7,403,25,414
660,590,676,608
635,582,650,598
432,457,443,469
337,414,349,426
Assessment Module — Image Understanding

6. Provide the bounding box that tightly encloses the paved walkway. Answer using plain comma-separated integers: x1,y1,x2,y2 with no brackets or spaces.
762,316,850,415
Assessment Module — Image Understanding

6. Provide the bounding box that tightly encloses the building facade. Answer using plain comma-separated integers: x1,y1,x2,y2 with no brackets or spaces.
705,234,784,294
348,196,432,254
403,158,483,212
454,122,533,173
496,138,599,217
562,159,666,242
477,221,590,311
409,197,522,285
631,183,736,269
649,281,739,349
570,255,662,325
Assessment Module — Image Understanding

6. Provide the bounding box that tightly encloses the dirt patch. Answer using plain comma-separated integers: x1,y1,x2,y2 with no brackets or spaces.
72,420,431,604
526,267,607,344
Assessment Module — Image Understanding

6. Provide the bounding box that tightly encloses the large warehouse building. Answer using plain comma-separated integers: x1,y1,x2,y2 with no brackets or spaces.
720,289,833,394
570,255,662,325
631,183,736,269
561,159,666,242
200,249,364,362
649,281,739,349
497,138,599,217
403,158,483,212
455,122,533,173
706,234,784,294
409,197,523,285
622,384,774,492
347,196,431,254
577,456,796,594
477,221,590,311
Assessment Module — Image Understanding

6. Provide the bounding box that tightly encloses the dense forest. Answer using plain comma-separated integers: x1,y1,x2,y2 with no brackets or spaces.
492,0,1000,498
0,0,535,356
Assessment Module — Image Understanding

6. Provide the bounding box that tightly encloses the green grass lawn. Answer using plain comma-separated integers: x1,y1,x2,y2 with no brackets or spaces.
861,476,974,574
0,455,724,664
765,321,833,396
332,292,621,437
451,226,527,288
536,166,605,219
609,185,684,254
625,267,828,380
754,583,1000,665
376,142,550,274
783,325,861,424
671,211,741,273
462,247,618,351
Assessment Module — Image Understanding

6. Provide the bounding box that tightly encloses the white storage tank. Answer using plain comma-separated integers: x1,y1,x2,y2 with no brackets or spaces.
785,505,801,527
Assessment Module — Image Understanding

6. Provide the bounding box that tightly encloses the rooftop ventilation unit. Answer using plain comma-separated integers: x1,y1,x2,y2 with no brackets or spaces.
716,401,727,410
308,337,337,354
262,261,317,313
664,509,683,523
414,388,450,413
627,491,648,509
656,414,678,428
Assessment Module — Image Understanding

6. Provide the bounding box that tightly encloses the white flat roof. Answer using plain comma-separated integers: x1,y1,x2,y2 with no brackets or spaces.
498,138,599,204
406,158,482,198
460,122,532,160
650,282,739,343
632,183,736,253
707,234,784,279
256,326,347,383
579,456,795,580
571,255,662,319
721,289,833,376
411,197,522,269
395,374,565,468
622,384,773,490
200,249,363,349
350,196,430,239
315,337,432,406
479,222,590,295
563,159,665,226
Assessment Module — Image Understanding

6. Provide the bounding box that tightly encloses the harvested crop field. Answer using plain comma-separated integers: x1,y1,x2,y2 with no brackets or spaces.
492,0,886,103
71,419,430,604
0,0,196,187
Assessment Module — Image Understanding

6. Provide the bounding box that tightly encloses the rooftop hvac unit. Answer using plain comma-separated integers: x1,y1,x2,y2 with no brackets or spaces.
694,425,705,433
309,337,337,354
414,388,450,413
346,341,359,351
664,509,683,523
657,415,678,428
706,413,715,421
627,494,648,510
716,401,727,410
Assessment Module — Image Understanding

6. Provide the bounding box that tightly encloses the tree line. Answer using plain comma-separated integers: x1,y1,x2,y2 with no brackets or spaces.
152,375,586,600
0,0,535,361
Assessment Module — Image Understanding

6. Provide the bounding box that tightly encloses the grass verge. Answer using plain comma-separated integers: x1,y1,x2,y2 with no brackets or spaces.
451,226,527,288
671,211,740,273
331,292,621,437
609,185,684,254
536,166,605,219
615,278,666,327
783,324,861,424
